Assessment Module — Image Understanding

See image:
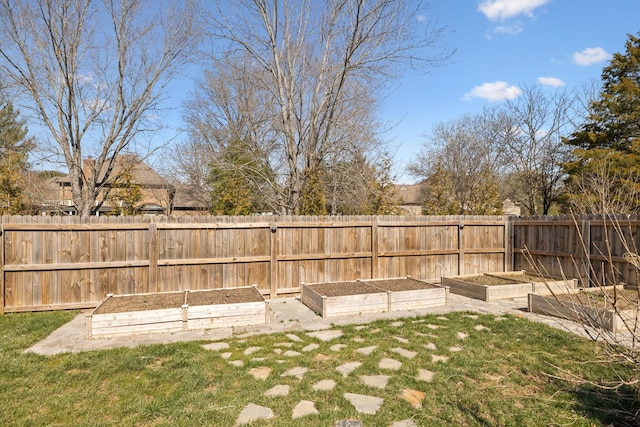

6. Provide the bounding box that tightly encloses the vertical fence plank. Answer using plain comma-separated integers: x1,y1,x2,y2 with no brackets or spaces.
148,223,158,293
269,223,278,297
458,220,465,275
0,223,4,315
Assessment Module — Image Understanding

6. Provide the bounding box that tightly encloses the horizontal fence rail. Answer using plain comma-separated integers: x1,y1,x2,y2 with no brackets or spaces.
513,214,640,289
1,215,511,313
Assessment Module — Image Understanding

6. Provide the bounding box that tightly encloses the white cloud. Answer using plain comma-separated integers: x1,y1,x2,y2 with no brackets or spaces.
492,22,524,35
478,0,550,21
572,47,611,66
416,15,426,23
463,81,522,102
537,76,566,87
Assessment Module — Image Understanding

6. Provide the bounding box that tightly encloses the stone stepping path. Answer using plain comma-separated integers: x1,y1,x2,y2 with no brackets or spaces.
200,315,486,425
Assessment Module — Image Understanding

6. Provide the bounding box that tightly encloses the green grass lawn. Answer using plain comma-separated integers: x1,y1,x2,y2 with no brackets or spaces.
1,310,638,426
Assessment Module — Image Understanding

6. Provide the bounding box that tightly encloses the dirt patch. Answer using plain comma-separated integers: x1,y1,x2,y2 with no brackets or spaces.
460,275,525,286
554,287,640,311
363,278,440,292
188,287,264,305
305,281,384,297
93,287,264,314
94,292,186,314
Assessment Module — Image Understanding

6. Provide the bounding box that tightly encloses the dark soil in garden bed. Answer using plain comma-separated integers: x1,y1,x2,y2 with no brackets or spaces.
93,292,186,314
93,287,264,314
460,275,526,286
187,287,264,306
554,287,640,311
362,278,440,292
305,281,385,297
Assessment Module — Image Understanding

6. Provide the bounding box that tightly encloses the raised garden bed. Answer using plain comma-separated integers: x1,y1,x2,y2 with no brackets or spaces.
359,277,448,311
528,285,640,333
300,281,389,318
87,285,269,338
441,271,578,302
300,277,448,318
486,271,578,295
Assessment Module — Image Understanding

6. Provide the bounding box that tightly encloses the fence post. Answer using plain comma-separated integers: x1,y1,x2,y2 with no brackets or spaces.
371,217,378,279
0,223,4,315
269,222,278,298
148,223,158,293
458,220,465,275
504,218,514,272
580,219,591,287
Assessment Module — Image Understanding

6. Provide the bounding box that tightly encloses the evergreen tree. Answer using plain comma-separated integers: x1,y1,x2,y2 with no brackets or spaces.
563,33,640,212
105,167,142,216
0,100,33,214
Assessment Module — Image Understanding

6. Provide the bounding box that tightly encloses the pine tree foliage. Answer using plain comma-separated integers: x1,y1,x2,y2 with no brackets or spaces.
564,32,640,213
0,100,33,214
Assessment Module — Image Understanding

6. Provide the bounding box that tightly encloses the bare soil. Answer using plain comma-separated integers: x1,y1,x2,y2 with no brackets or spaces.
554,287,640,311
94,292,186,314
460,275,525,286
305,281,385,297
188,287,264,306
362,277,440,292
93,287,264,314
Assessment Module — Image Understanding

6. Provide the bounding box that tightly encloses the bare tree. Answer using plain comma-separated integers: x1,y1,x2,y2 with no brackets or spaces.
501,84,577,215
408,109,506,215
204,0,453,214
0,0,198,217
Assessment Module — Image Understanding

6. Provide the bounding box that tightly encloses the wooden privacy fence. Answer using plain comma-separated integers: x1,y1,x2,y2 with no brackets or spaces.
513,215,640,289
0,215,511,313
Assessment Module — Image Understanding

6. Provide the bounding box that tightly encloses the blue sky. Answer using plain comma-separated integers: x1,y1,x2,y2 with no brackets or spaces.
385,0,640,182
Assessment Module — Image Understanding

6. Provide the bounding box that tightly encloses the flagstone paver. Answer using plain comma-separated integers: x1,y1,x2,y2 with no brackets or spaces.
220,352,232,359
273,348,282,354
286,333,304,342
302,343,320,352
356,345,377,355
330,343,347,351
401,388,426,409
423,342,437,350
314,353,331,362
307,330,343,341
343,393,384,415
281,366,308,379
229,360,244,367
360,374,390,389
335,420,363,427
336,361,362,377
243,346,261,355
475,324,490,331
465,314,479,320
391,347,417,359
235,403,274,425
457,332,469,340
264,384,290,397
426,324,441,330
202,342,229,351
292,400,318,418
391,420,418,427
393,336,410,344
379,358,402,370
449,346,463,352
251,357,266,362
432,355,449,363
390,321,404,327
417,368,435,382
312,379,336,391
284,350,302,357
273,342,293,348
353,337,365,343
248,367,271,380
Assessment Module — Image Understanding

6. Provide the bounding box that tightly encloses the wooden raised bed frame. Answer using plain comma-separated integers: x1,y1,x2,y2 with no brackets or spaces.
300,277,448,318
300,280,388,318
528,285,639,333
87,285,269,338
358,277,448,311
442,271,578,302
